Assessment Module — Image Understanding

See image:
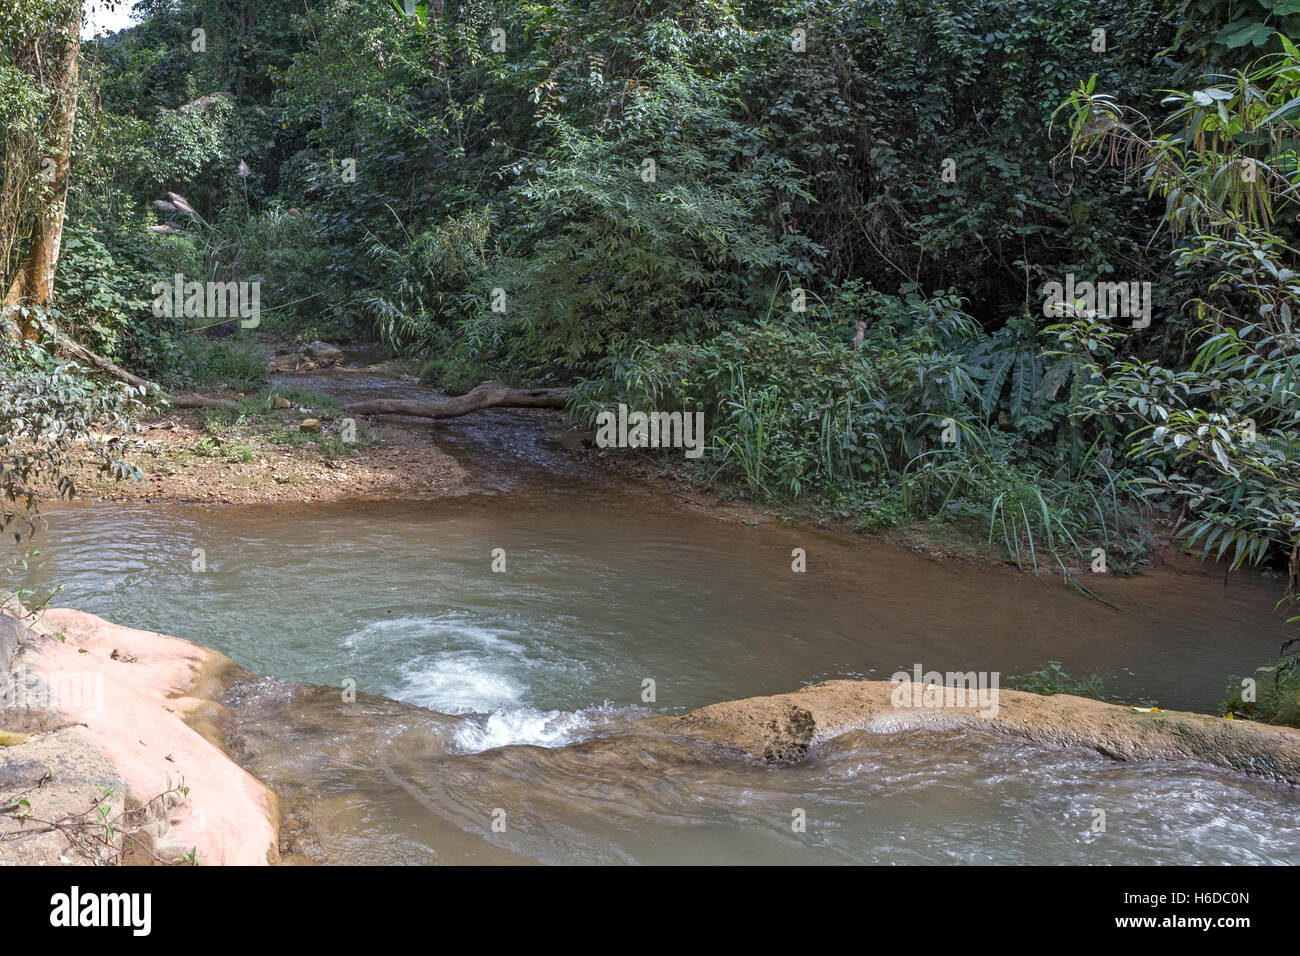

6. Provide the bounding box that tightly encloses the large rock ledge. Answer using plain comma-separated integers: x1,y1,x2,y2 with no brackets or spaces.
651,679,1300,783
0,606,279,865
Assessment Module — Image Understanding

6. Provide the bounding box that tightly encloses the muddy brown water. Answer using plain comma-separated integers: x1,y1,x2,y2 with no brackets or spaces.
7,362,1299,864
24,492,1292,716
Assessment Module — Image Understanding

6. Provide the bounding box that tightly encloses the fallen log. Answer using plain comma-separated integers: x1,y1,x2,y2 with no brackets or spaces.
59,338,154,392
45,335,246,412
168,392,241,411
54,341,242,412
344,382,572,419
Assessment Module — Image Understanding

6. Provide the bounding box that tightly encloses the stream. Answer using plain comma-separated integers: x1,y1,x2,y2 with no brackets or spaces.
7,363,1300,864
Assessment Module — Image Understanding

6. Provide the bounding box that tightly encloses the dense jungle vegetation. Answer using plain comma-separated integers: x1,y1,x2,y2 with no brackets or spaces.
4,0,1300,722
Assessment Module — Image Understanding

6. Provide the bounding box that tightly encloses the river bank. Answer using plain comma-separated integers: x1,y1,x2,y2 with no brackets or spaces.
5,347,1297,865
47,347,1269,585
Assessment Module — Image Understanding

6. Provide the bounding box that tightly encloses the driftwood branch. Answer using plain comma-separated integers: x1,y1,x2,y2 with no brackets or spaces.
168,392,240,411
56,343,240,410
345,382,572,419
39,336,242,412
58,338,154,391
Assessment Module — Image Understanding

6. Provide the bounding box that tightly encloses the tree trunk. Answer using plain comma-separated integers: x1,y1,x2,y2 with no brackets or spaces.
0,4,162,396
345,382,573,419
2,5,80,341
169,392,241,411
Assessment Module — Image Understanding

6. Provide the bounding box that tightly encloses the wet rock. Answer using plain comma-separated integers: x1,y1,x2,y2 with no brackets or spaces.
268,353,310,373
657,679,1300,783
0,607,280,865
553,430,596,451
304,341,343,367
761,705,816,763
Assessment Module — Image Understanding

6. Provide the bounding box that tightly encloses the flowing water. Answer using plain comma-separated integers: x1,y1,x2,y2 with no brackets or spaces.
6,366,1299,864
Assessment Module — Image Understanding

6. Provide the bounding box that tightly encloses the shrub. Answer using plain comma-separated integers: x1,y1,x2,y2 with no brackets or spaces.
1222,649,1300,728
160,334,268,393
1053,47,1300,570
1006,661,1108,699
0,336,142,547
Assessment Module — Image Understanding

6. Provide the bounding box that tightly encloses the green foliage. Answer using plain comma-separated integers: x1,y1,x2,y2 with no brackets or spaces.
57,0,1188,378
963,315,1089,438
1054,47,1300,568
1223,638,1300,726
0,334,143,546
572,283,1143,570
134,93,238,216
902,429,1139,581
502,61,820,361
573,286,980,488
161,334,268,392
1175,0,1300,68
1006,661,1108,699
54,225,152,358
745,0,1177,323
365,207,493,358
232,0,1182,361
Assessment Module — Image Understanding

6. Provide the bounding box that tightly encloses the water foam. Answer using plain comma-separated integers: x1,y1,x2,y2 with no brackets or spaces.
396,650,527,713
451,706,603,752
348,611,615,751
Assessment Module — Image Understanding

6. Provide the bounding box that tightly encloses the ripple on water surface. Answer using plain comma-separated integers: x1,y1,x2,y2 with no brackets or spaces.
14,498,1300,864
220,683,1300,866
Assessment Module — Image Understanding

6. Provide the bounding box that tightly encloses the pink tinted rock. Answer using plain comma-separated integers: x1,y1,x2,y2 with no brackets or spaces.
31,608,279,864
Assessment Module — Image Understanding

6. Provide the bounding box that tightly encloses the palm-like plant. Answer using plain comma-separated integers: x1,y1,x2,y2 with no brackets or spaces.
1052,43,1300,569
